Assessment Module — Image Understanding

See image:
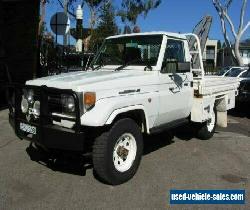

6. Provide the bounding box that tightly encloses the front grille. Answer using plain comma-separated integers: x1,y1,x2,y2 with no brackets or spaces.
7,84,82,134
48,93,63,114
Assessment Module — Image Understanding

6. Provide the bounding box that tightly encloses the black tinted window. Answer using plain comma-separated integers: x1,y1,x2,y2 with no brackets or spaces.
226,68,243,77
92,35,163,67
165,39,185,62
162,39,185,73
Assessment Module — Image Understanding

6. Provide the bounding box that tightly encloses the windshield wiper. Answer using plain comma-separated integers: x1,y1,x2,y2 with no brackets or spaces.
89,57,106,71
115,59,153,71
115,59,147,71
115,59,140,71
90,63,104,71
90,54,122,71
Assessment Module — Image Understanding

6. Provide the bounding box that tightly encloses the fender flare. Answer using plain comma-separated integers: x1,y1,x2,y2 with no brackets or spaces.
105,105,150,134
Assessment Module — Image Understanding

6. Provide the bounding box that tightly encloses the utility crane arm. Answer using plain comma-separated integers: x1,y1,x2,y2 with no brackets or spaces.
186,16,213,79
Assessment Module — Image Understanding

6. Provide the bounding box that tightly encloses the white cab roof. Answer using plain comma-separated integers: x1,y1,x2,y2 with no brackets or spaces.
107,31,187,40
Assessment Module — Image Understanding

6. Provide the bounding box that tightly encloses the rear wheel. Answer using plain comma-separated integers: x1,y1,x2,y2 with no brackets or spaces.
196,107,217,140
93,118,143,185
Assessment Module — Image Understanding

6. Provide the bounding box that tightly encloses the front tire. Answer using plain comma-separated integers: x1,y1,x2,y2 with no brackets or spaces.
196,107,217,140
93,118,143,185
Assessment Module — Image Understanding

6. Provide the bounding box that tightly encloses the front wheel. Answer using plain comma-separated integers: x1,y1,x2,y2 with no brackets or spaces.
93,118,143,185
195,107,217,140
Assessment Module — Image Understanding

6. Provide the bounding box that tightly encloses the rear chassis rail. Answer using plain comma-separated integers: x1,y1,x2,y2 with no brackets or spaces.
7,83,86,152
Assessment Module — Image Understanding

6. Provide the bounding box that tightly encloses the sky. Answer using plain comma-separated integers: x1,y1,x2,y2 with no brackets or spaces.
45,0,250,44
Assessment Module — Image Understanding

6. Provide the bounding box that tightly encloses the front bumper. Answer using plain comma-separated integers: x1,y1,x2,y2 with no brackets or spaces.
9,113,85,151
8,84,86,152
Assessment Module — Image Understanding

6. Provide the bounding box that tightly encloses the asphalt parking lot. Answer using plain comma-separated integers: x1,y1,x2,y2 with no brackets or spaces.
0,108,249,210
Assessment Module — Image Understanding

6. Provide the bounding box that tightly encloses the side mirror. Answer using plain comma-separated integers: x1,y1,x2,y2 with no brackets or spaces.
161,59,177,73
162,60,190,74
177,62,190,73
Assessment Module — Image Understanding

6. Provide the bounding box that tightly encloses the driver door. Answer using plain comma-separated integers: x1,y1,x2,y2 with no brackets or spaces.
155,38,193,126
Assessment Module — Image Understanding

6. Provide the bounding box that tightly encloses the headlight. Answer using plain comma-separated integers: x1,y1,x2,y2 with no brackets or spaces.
33,101,40,118
61,95,75,113
21,97,29,113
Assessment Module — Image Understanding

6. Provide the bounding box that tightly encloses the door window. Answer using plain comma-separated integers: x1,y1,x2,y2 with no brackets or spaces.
162,39,185,73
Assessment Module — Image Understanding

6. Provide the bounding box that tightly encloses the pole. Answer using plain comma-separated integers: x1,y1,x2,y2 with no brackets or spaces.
63,0,68,46
56,13,58,72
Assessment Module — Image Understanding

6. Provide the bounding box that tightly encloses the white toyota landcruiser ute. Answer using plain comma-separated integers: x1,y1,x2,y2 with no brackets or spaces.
9,32,239,185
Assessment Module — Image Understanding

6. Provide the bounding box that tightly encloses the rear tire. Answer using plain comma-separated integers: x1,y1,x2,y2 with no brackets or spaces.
93,118,143,185
196,107,217,140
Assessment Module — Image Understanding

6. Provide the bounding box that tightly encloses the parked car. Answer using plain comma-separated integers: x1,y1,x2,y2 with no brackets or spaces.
217,66,233,76
217,66,248,77
224,67,248,78
237,70,250,104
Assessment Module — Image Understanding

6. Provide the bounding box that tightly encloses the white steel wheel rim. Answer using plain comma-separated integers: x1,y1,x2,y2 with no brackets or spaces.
113,133,137,173
207,110,216,132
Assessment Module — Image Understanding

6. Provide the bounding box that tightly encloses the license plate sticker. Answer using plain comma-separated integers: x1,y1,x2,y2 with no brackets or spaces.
20,122,37,135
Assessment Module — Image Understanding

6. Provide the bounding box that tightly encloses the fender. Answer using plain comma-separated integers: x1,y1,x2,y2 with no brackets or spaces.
81,97,153,133
191,96,215,122
105,105,150,133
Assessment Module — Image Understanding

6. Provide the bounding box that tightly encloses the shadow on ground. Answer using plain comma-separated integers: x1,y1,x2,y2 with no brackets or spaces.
25,124,197,181
26,144,92,176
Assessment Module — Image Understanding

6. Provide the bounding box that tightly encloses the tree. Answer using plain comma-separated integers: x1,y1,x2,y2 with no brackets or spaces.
212,0,250,66
85,0,103,31
57,0,102,30
39,0,47,37
90,0,118,49
118,0,161,31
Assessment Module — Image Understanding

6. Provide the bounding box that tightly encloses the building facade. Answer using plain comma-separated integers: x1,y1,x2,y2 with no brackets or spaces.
203,39,218,72
217,41,250,67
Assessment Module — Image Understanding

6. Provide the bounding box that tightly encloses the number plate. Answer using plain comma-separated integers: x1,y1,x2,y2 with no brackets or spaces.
20,122,37,135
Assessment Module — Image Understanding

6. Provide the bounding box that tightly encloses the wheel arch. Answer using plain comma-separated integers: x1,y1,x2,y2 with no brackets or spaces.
105,105,149,134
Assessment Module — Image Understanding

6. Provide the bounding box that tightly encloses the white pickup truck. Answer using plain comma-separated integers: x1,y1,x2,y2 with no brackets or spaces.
9,32,239,185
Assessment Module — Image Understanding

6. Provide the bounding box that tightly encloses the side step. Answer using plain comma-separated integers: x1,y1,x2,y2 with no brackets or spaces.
149,118,189,134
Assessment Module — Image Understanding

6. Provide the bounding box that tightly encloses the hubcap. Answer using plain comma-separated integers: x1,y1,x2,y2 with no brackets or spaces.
207,110,216,132
113,133,137,172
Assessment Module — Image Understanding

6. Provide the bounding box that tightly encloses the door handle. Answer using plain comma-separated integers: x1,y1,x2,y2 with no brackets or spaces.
169,87,181,93
168,75,174,79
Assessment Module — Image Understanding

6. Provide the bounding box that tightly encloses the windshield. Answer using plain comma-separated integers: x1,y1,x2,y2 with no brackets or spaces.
91,35,163,69
218,69,228,76
225,68,243,77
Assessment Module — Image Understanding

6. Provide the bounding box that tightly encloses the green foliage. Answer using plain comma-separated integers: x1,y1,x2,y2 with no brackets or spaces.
90,1,118,50
85,0,103,7
118,0,162,25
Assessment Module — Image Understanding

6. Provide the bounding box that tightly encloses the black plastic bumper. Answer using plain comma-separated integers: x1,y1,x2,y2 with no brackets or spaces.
9,113,85,151
8,84,86,152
